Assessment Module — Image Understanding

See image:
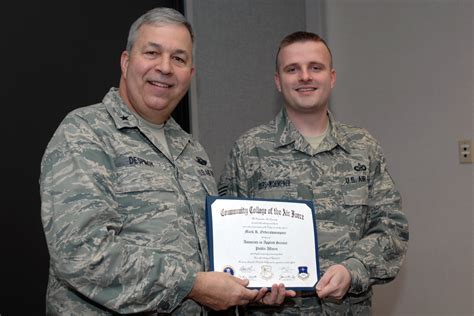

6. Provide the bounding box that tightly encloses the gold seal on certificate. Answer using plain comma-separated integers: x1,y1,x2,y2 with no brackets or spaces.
206,196,320,290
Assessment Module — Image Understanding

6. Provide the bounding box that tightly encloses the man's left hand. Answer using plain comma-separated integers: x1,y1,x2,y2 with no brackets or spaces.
315,264,351,300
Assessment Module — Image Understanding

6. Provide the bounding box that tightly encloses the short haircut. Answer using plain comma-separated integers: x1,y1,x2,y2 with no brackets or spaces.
126,7,193,53
275,31,333,71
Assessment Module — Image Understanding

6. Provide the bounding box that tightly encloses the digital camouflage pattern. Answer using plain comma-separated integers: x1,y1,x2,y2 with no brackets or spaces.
40,88,217,315
219,109,409,315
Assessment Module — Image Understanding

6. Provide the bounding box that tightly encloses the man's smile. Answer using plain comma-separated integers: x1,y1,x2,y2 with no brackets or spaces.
148,80,174,88
295,86,318,93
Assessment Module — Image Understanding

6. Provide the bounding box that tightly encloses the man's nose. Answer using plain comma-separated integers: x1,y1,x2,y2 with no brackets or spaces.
155,55,172,74
299,68,312,82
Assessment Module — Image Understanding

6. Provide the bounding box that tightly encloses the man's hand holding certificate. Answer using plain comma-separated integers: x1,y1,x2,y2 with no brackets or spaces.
206,196,320,291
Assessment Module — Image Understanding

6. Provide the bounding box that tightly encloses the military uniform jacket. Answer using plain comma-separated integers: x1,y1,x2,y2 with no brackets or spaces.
218,109,408,314
40,88,217,315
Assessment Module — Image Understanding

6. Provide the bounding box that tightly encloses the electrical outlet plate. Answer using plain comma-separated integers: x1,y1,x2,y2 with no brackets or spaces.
458,139,472,164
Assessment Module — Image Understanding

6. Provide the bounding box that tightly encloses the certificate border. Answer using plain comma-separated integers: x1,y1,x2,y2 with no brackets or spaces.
205,195,320,291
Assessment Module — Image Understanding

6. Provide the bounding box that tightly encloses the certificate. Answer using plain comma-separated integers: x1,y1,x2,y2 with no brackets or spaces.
206,196,320,290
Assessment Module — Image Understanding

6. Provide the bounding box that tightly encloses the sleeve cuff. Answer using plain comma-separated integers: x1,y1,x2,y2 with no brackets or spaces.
341,257,370,294
157,270,199,313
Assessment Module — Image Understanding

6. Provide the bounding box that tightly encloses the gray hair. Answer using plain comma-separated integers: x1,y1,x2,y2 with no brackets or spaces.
126,7,193,53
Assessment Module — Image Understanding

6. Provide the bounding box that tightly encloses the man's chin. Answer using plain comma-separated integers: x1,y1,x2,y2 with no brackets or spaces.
148,101,181,115
286,103,327,114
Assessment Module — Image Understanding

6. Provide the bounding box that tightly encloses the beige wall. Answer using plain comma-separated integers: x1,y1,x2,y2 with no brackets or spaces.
188,0,473,315
317,0,473,315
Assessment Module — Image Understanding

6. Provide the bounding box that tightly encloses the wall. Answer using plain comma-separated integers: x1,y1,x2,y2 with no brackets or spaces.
190,0,473,315
318,0,473,315
187,0,306,179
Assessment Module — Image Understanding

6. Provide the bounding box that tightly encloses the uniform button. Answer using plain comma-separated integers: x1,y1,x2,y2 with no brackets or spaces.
158,301,170,310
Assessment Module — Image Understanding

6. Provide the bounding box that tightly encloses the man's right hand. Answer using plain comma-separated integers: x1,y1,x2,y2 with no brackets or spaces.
187,272,264,310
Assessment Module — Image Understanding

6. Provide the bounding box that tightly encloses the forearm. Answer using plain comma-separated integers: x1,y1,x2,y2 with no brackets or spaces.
342,196,408,294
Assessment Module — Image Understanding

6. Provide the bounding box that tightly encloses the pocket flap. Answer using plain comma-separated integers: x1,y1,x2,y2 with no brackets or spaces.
115,168,174,194
342,184,369,205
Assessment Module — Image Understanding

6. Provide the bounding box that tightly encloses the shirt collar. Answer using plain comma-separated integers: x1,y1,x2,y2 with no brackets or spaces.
103,87,139,129
274,108,351,154
103,87,192,157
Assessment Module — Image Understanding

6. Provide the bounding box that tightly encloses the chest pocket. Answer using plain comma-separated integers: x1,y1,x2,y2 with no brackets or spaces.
114,167,177,207
342,182,369,206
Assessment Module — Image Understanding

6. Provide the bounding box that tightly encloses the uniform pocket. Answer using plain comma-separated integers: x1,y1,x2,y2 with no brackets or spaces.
114,167,177,217
113,167,180,246
342,183,369,206
115,167,175,195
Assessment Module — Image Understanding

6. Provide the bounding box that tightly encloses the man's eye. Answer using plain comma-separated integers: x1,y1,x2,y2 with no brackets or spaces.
145,51,158,56
285,67,296,73
311,65,322,71
173,56,186,64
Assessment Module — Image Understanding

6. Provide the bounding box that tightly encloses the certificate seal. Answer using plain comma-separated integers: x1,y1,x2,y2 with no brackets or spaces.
223,266,235,275
260,265,273,280
298,266,309,280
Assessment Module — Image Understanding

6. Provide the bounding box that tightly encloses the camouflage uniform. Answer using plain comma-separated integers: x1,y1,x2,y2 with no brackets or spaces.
40,88,217,315
218,109,409,315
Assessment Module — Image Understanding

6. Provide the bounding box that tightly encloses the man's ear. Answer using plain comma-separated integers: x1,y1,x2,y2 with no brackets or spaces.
274,72,282,92
330,68,336,89
120,51,129,79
